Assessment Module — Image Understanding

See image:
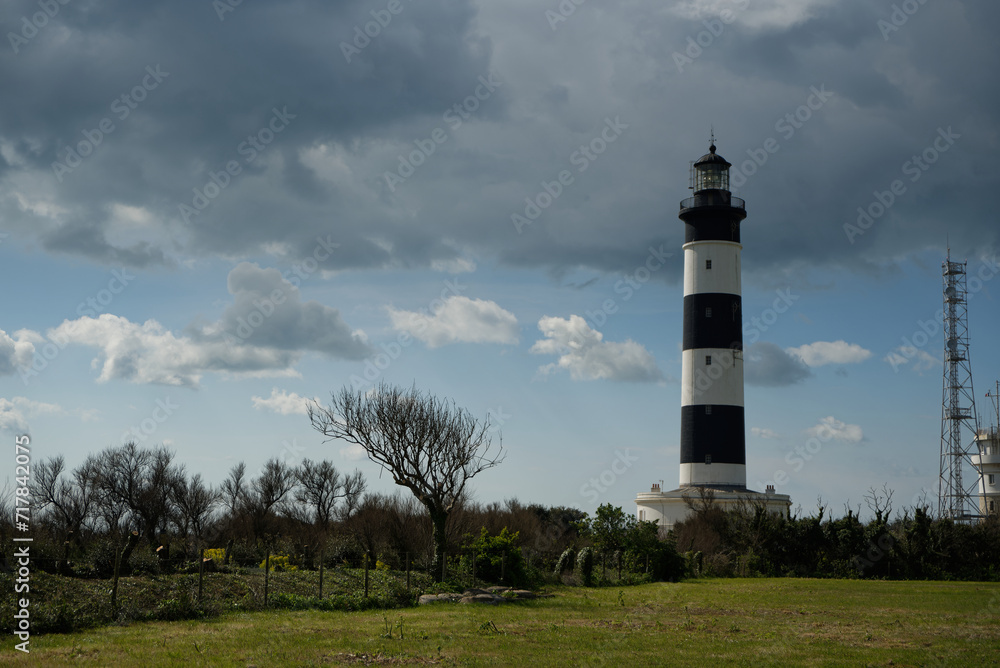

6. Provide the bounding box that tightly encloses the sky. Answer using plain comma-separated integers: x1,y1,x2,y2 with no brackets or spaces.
1,0,999,521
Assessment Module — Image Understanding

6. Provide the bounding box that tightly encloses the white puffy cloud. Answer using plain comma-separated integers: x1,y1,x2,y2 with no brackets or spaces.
786,340,872,367
251,388,319,416
48,263,372,388
388,296,519,348
806,416,863,443
51,314,300,388
884,346,939,375
751,427,781,440
530,315,662,382
0,397,70,434
0,329,38,377
340,443,367,461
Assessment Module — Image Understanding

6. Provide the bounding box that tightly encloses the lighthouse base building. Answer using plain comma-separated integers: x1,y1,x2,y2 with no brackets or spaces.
636,140,791,530
635,484,791,531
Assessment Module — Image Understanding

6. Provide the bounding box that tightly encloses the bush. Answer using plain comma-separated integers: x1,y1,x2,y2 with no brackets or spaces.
260,554,298,572
130,547,160,576
462,527,528,587
576,547,595,586
231,541,263,567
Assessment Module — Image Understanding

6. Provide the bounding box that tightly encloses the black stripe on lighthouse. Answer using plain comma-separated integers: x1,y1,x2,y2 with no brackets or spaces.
680,405,746,465
682,293,743,351
683,220,741,244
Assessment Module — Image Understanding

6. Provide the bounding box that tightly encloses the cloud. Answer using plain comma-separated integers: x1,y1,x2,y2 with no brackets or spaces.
884,346,940,375
672,0,836,30
806,416,863,443
530,315,662,382
0,397,69,434
751,427,782,440
46,263,372,387
251,388,319,416
0,329,38,376
744,342,811,387
51,314,299,388
786,340,872,367
0,0,997,281
388,296,519,348
198,263,372,359
340,443,367,461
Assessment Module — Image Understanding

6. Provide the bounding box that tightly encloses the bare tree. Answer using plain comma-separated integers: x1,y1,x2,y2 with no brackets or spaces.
221,462,247,518
88,442,182,545
34,455,98,541
170,470,220,546
294,459,366,532
865,484,895,526
245,458,297,540
308,382,504,581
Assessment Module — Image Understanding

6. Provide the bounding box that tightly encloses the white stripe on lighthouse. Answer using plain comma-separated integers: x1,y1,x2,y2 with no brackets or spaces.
680,348,744,407
683,240,742,296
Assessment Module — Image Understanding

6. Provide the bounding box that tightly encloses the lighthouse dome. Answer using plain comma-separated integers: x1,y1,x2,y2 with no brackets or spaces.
693,143,731,168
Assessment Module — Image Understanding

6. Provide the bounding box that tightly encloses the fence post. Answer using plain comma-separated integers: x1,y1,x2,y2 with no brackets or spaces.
264,552,270,608
406,552,411,591
472,550,477,588
319,546,324,599
364,552,370,598
111,544,122,609
198,547,205,603
441,550,446,582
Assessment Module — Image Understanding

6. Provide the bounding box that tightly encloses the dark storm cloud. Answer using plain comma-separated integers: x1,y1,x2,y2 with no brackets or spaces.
1,0,998,279
198,262,372,359
744,341,811,387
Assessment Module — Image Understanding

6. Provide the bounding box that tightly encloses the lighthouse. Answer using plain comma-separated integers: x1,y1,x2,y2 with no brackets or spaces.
635,139,791,528
678,141,747,489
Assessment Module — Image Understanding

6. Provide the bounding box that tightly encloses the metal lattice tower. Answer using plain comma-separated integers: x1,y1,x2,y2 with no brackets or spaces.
938,252,983,521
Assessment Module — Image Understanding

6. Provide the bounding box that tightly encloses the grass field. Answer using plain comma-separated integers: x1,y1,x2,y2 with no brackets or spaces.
3,578,999,666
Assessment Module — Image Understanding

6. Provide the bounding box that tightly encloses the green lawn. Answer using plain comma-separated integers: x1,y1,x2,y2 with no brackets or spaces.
4,579,999,666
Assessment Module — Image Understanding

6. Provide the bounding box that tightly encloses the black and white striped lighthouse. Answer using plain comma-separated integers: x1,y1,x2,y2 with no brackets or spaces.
678,141,747,489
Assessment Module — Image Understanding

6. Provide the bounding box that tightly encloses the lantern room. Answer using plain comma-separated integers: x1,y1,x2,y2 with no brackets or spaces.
691,143,732,193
